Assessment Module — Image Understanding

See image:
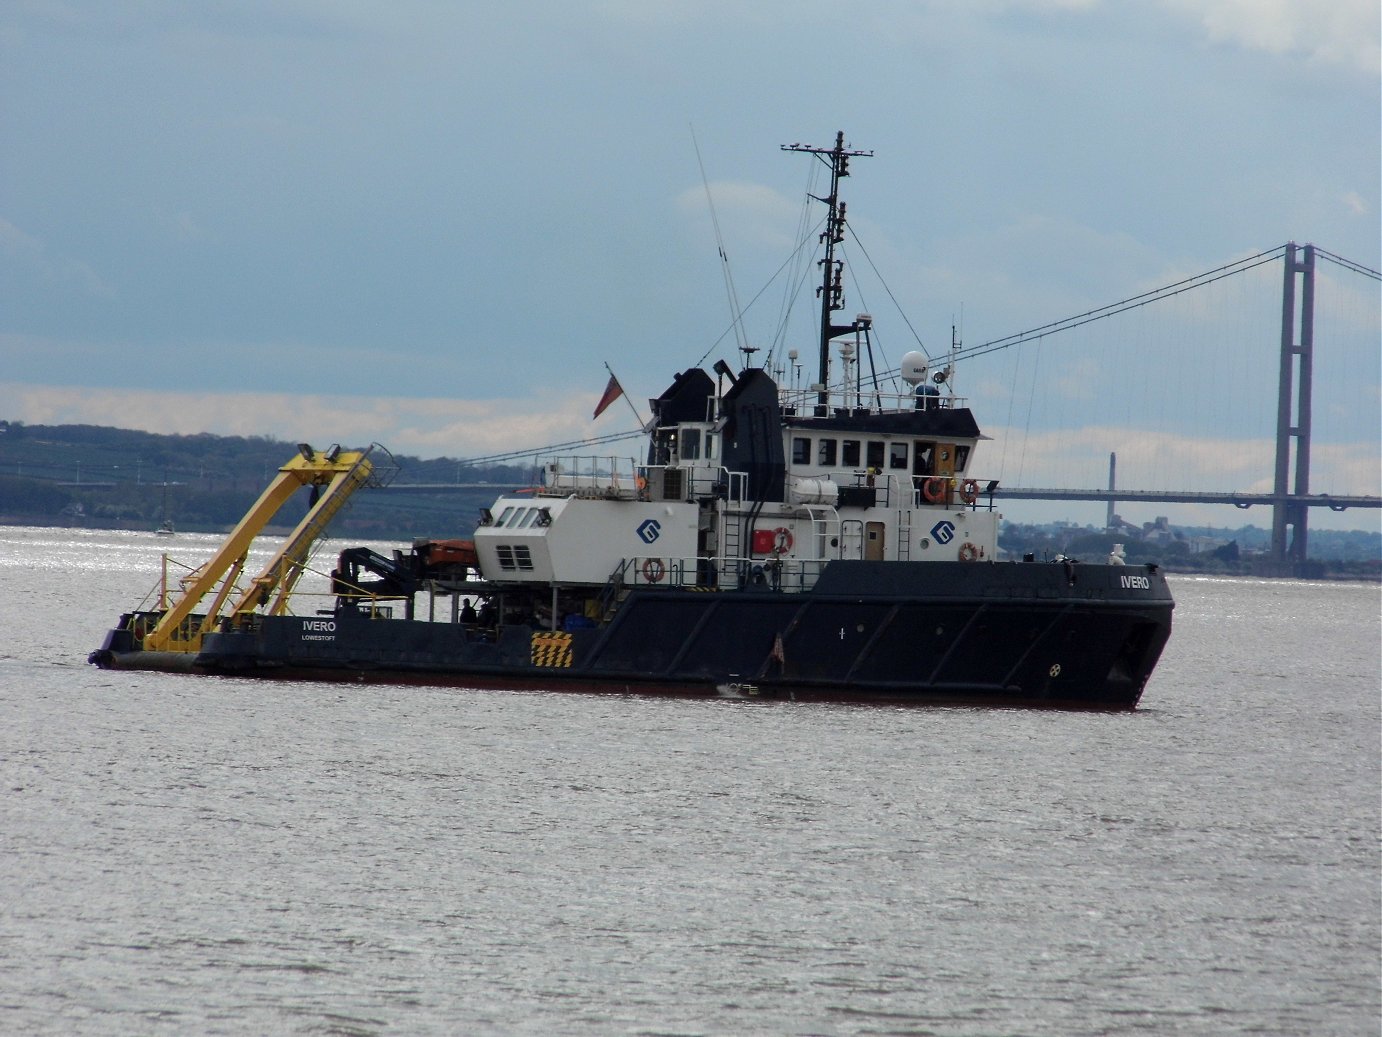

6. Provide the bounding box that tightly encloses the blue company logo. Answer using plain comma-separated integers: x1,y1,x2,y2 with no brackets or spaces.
930,520,956,545
636,518,662,544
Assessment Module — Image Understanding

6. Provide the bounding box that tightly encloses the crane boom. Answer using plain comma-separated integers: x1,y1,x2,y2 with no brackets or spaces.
142,445,377,654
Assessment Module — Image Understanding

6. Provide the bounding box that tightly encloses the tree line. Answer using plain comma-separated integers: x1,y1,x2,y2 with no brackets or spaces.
0,420,533,539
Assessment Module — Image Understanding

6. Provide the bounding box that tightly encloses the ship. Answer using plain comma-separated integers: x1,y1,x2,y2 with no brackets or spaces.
88,132,1173,708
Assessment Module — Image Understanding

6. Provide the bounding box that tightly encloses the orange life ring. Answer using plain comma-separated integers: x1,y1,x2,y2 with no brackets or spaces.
957,541,979,562
641,557,666,583
922,477,948,504
960,479,980,505
773,527,794,553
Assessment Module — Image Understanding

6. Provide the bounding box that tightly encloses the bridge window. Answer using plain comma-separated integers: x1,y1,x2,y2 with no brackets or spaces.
494,506,516,528
705,432,718,460
841,439,860,467
792,437,811,465
681,428,701,460
867,441,885,469
889,442,908,469
652,430,674,465
818,438,837,465
954,445,971,472
495,544,534,571
913,441,935,476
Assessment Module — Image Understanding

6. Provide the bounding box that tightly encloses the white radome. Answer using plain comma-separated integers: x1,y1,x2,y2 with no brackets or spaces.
900,351,929,385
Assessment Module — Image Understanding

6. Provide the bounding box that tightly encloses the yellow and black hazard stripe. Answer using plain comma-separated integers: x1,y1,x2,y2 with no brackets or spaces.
531,631,574,668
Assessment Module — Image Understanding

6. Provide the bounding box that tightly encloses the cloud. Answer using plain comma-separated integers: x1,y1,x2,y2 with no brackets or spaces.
1342,191,1370,216
921,215,1167,341
0,216,116,299
675,180,804,254
1160,0,1381,75
957,0,1099,9
9,377,1372,495
983,422,1381,497
1042,357,1102,402
0,216,41,253
0,381,644,461
149,206,211,242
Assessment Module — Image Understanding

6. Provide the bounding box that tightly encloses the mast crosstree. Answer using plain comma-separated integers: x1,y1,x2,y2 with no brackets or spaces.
782,131,874,415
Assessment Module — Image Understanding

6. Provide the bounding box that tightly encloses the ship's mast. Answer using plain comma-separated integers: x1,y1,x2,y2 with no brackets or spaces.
782,131,873,415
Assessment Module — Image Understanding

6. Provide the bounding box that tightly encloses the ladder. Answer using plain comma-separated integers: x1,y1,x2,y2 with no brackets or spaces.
720,503,742,588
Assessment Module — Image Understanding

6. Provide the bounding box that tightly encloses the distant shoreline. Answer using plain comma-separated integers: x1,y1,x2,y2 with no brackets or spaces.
5,517,1376,582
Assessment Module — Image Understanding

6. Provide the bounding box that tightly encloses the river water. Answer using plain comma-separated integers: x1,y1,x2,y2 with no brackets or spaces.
1,527,1378,1036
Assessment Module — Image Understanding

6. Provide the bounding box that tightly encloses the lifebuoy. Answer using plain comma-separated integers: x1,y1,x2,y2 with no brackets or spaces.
773,527,794,553
960,479,980,505
922,477,948,504
957,541,979,562
641,557,665,583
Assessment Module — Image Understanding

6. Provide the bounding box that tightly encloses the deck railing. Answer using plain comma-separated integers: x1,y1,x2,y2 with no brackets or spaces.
538,456,748,504
625,553,829,594
776,386,967,415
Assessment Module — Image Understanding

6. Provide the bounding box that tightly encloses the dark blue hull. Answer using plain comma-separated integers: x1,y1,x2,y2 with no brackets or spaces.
91,560,1173,709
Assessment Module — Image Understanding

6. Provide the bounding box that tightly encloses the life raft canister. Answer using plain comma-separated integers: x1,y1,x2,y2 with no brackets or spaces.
642,557,666,583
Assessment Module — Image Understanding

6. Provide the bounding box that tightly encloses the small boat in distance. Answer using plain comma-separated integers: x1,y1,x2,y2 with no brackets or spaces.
89,132,1174,708
154,479,175,535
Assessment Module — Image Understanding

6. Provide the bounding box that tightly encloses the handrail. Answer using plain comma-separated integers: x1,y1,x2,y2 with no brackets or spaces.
538,457,749,504
905,474,999,511
777,385,967,414
626,553,829,593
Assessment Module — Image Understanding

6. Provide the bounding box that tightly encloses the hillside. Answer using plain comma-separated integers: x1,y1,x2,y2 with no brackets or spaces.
2,419,1377,577
0,419,531,541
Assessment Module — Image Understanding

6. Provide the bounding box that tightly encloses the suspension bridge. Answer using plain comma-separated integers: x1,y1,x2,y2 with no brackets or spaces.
386,241,1381,569
14,242,1372,576
955,242,1381,564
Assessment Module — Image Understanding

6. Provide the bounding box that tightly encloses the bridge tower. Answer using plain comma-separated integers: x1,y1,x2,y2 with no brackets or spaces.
1271,243,1315,565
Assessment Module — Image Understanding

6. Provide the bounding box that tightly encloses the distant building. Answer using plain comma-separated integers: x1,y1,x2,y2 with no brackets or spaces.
1142,516,1174,544
1188,535,1229,555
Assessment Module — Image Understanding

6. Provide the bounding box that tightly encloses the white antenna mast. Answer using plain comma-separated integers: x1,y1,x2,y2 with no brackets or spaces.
691,125,749,357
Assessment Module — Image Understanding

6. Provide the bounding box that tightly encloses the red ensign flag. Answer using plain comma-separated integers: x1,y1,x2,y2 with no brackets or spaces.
593,374,624,419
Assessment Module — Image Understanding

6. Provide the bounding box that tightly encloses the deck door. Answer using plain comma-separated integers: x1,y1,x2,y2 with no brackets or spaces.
864,521,885,561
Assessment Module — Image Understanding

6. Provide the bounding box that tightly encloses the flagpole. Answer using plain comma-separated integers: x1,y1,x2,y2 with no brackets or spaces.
603,362,647,428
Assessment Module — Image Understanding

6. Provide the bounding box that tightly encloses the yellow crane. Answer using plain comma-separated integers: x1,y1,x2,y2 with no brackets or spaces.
141,444,382,654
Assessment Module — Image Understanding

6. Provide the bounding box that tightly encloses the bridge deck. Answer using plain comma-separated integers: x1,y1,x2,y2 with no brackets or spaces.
993,488,1380,510
378,482,1379,511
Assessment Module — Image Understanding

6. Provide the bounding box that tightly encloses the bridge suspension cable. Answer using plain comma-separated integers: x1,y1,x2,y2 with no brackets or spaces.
450,243,1377,476
950,245,1288,364
453,428,645,469
837,242,1377,394
1313,247,1381,281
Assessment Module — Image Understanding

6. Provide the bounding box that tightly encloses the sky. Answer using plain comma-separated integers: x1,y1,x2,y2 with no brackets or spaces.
2,0,1379,531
